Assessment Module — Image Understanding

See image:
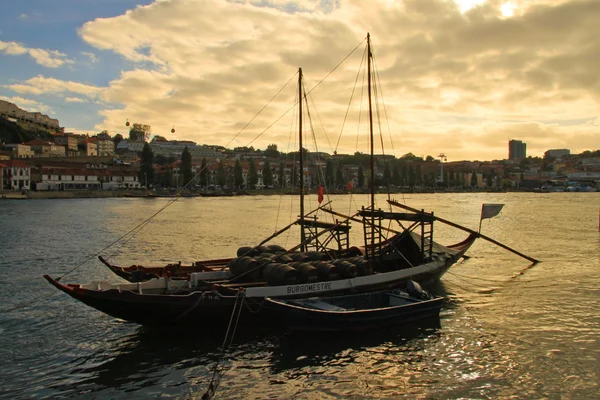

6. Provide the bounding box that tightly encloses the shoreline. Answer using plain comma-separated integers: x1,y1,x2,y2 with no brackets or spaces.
0,188,586,200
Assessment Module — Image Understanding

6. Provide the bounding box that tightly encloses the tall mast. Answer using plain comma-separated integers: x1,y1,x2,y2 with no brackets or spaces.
367,33,375,250
299,67,306,251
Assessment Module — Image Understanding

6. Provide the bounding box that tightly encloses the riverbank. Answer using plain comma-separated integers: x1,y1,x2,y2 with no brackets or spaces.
0,187,594,200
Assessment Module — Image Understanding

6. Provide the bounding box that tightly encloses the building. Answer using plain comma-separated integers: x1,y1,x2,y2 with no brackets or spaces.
54,134,79,157
90,137,115,156
0,100,60,129
3,143,34,158
544,149,570,158
1,159,31,190
24,139,66,158
509,140,526,161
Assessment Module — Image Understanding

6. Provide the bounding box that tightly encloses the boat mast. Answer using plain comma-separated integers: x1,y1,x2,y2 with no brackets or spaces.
367,33,375,251
299,67,306,251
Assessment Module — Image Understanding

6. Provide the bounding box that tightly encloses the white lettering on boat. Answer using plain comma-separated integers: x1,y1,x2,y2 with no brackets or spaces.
286,282,333,295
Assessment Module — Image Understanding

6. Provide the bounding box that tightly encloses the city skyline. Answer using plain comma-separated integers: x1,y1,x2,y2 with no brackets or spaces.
1,0,598,162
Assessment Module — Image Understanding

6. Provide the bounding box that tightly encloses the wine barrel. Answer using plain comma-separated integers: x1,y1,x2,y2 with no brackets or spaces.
267,244,287,253
262,263,299,286
353,259,372,276
332,260,357,278
273,254,293,263
289,262,319,283
227,256,260,280
236,246,259,257
305,251,327,261
310,261,338,281
290,252,310,262
256,245,271,254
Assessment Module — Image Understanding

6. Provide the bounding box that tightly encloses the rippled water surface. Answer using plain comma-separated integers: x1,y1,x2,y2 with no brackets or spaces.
1,193,599,399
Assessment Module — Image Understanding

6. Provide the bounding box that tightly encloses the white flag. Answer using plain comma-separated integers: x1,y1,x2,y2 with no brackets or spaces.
481,204,504,220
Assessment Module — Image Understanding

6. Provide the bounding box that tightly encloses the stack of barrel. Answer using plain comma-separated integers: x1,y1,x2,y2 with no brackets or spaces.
227,245,373,286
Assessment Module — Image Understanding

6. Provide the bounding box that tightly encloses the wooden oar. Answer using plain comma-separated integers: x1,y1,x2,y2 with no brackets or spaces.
387,199,539,264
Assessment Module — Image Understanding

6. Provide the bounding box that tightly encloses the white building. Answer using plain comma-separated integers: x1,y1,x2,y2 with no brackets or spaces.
2,159,31,190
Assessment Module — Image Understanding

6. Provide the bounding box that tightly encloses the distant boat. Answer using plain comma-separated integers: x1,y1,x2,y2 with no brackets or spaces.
123,192,157,198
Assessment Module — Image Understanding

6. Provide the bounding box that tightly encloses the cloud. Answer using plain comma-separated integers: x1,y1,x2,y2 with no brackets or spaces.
80,51,98,64
5,75,103,98
6,0,599,159
65,97,87,103
0,40,75,68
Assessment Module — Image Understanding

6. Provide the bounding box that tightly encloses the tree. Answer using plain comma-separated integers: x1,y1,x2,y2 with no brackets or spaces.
234,159,244,189
264,144,280,159
408,165,416,188
129,123,151,142
470,171,478,187
162,167,173,188
200,158,208,188
391,162,400,186
113,133,123,148
383,162,391,186
263,159,273,188
325,160,335,187
216,161,227,188
358,165,365,188
279,162,286,188
181,146,193,186
139,142,154,186
335,165,344,188
248,159,258,188
425,155,435,162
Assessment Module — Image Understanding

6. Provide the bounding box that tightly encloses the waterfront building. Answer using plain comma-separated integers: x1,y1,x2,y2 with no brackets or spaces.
2,159,31,190
37,164,140,190
509,140,526,161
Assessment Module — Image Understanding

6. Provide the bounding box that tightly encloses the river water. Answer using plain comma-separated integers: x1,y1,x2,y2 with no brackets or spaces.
0,192,599,399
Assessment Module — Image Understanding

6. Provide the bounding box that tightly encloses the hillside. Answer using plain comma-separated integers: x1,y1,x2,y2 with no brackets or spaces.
0,118,55,144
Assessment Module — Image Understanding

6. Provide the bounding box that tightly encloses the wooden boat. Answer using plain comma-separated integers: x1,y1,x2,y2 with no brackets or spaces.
45,34,530,327
263,280,443,332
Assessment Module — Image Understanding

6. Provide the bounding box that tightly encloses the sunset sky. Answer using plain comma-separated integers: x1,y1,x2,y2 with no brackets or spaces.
1,0,598,161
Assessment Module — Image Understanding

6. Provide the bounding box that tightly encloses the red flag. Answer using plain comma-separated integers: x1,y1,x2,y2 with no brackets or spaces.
317,185,324,204
347,181,354,192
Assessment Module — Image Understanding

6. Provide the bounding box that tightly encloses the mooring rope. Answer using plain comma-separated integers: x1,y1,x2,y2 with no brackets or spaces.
201,290,246,399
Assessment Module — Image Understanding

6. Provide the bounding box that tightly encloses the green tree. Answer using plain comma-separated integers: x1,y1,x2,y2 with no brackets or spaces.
216,161,227,188
471,171,478,187
335,165,345,188
113,133,123,148
263,159,273,188
408,165,416,188
248,159,258,188
139,142,154,186
325,160,334,187
199,158,208,188
234,159,244,189
162,167,173,188
129,123,151,142
279,162,285,188
264,144,280,159
415,164,422,187
383,162,391,186
181,146,193,186
358,165,365,188
391,162,400,186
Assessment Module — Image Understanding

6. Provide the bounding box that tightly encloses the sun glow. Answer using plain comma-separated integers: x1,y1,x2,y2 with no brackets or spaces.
500,1,516,17
454,0,485,13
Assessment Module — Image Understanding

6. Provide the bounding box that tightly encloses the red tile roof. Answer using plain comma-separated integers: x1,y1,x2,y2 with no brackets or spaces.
3,160,29,168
